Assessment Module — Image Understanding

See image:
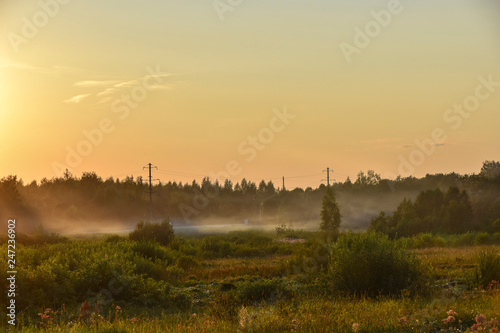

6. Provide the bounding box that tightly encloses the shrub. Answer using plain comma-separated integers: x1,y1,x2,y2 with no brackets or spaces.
200,236,233,258
328,232,427,297
105,234,122,242
129,219,174,246
474,250,500,288
474,232,490,245
454,232,476,246
236,278,290,304
131,240,175,262
176,255,199,270
287,239,330,281
414,233,446,248
133,257,168,280
129,277,171,307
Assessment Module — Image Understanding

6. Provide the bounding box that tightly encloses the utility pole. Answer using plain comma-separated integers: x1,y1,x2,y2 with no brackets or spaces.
322,167,333,187
282,177,285,191
143,163,158,221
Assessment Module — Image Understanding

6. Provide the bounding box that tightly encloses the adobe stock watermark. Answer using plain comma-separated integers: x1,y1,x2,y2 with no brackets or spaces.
7,0,72,54
51,65,167,175
87,269,131,307
213,0,243,21
340,0,408,64
397,74,499,176
178,107,296,223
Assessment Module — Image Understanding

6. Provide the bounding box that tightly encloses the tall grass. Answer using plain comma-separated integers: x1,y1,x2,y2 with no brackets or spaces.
2,229,500,331
475,249,500,288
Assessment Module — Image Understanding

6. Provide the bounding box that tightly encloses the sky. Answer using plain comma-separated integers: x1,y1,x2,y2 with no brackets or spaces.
1,0,499,188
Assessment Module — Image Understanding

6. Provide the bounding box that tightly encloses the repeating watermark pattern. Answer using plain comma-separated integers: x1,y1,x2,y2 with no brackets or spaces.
340,0,408,64
87,270,131,307
6,219,17,326
396,74,498,176
7,0,72,53
51,65,168,176
178,107,296,223
213,0,244,21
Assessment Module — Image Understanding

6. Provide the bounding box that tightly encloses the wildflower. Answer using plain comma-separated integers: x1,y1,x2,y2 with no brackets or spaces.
130,317,139,324
399,317,408,325
476,314,487,325
443,316,455,325
447,310,458,317
79,301,92,321
352,323,359,332
490,328,498,333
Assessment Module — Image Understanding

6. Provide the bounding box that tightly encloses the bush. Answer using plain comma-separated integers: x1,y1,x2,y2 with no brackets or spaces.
200,236,233,258
176,255,199,270
131,240,175,262
129,277,171,307
474,250,500,288
411,233,446,248
105,234,122,242
454,232,476,246
328,232,427,297
236,278,290,304
129,219,174,246
474,232,491,245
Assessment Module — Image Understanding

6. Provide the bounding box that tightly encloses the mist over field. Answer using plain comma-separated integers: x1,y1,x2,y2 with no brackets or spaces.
2,162,499,236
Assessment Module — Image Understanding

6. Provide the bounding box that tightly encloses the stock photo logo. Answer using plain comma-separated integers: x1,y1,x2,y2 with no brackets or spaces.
7,0,72,53
178,107,296,224
52,65,170,175
1,0,500,331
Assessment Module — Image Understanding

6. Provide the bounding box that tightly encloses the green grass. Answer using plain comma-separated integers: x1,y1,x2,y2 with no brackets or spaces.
1,230,500,332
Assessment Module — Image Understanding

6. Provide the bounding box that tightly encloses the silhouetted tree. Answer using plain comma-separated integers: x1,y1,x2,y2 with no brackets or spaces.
320,186,341,234
481,160,500,179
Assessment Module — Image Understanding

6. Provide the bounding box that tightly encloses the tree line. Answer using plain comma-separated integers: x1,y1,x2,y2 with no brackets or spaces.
1,161,499,234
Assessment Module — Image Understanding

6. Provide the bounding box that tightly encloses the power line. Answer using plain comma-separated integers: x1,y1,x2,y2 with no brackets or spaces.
156,169,207,178
322,167,334,187
143,163,158,221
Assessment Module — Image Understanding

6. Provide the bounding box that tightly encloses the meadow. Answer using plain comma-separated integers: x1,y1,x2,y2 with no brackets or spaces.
1,226,500,332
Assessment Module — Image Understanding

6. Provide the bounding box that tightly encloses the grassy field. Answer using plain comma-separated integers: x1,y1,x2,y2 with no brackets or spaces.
1,229,499,332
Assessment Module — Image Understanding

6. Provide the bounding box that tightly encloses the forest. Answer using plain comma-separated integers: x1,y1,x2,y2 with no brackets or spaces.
1,161,500,235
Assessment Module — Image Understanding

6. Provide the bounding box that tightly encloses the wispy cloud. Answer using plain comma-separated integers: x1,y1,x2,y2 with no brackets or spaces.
64,94,91,104
113,80,139,88
1,60,88,77
74,80,119,87
67,72,174,105
1,59,176,106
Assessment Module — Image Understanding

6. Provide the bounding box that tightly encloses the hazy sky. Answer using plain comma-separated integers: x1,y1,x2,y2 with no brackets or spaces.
1,0,499,188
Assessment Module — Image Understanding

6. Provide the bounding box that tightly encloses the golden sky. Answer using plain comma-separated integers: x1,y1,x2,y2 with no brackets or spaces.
1,0,499,188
